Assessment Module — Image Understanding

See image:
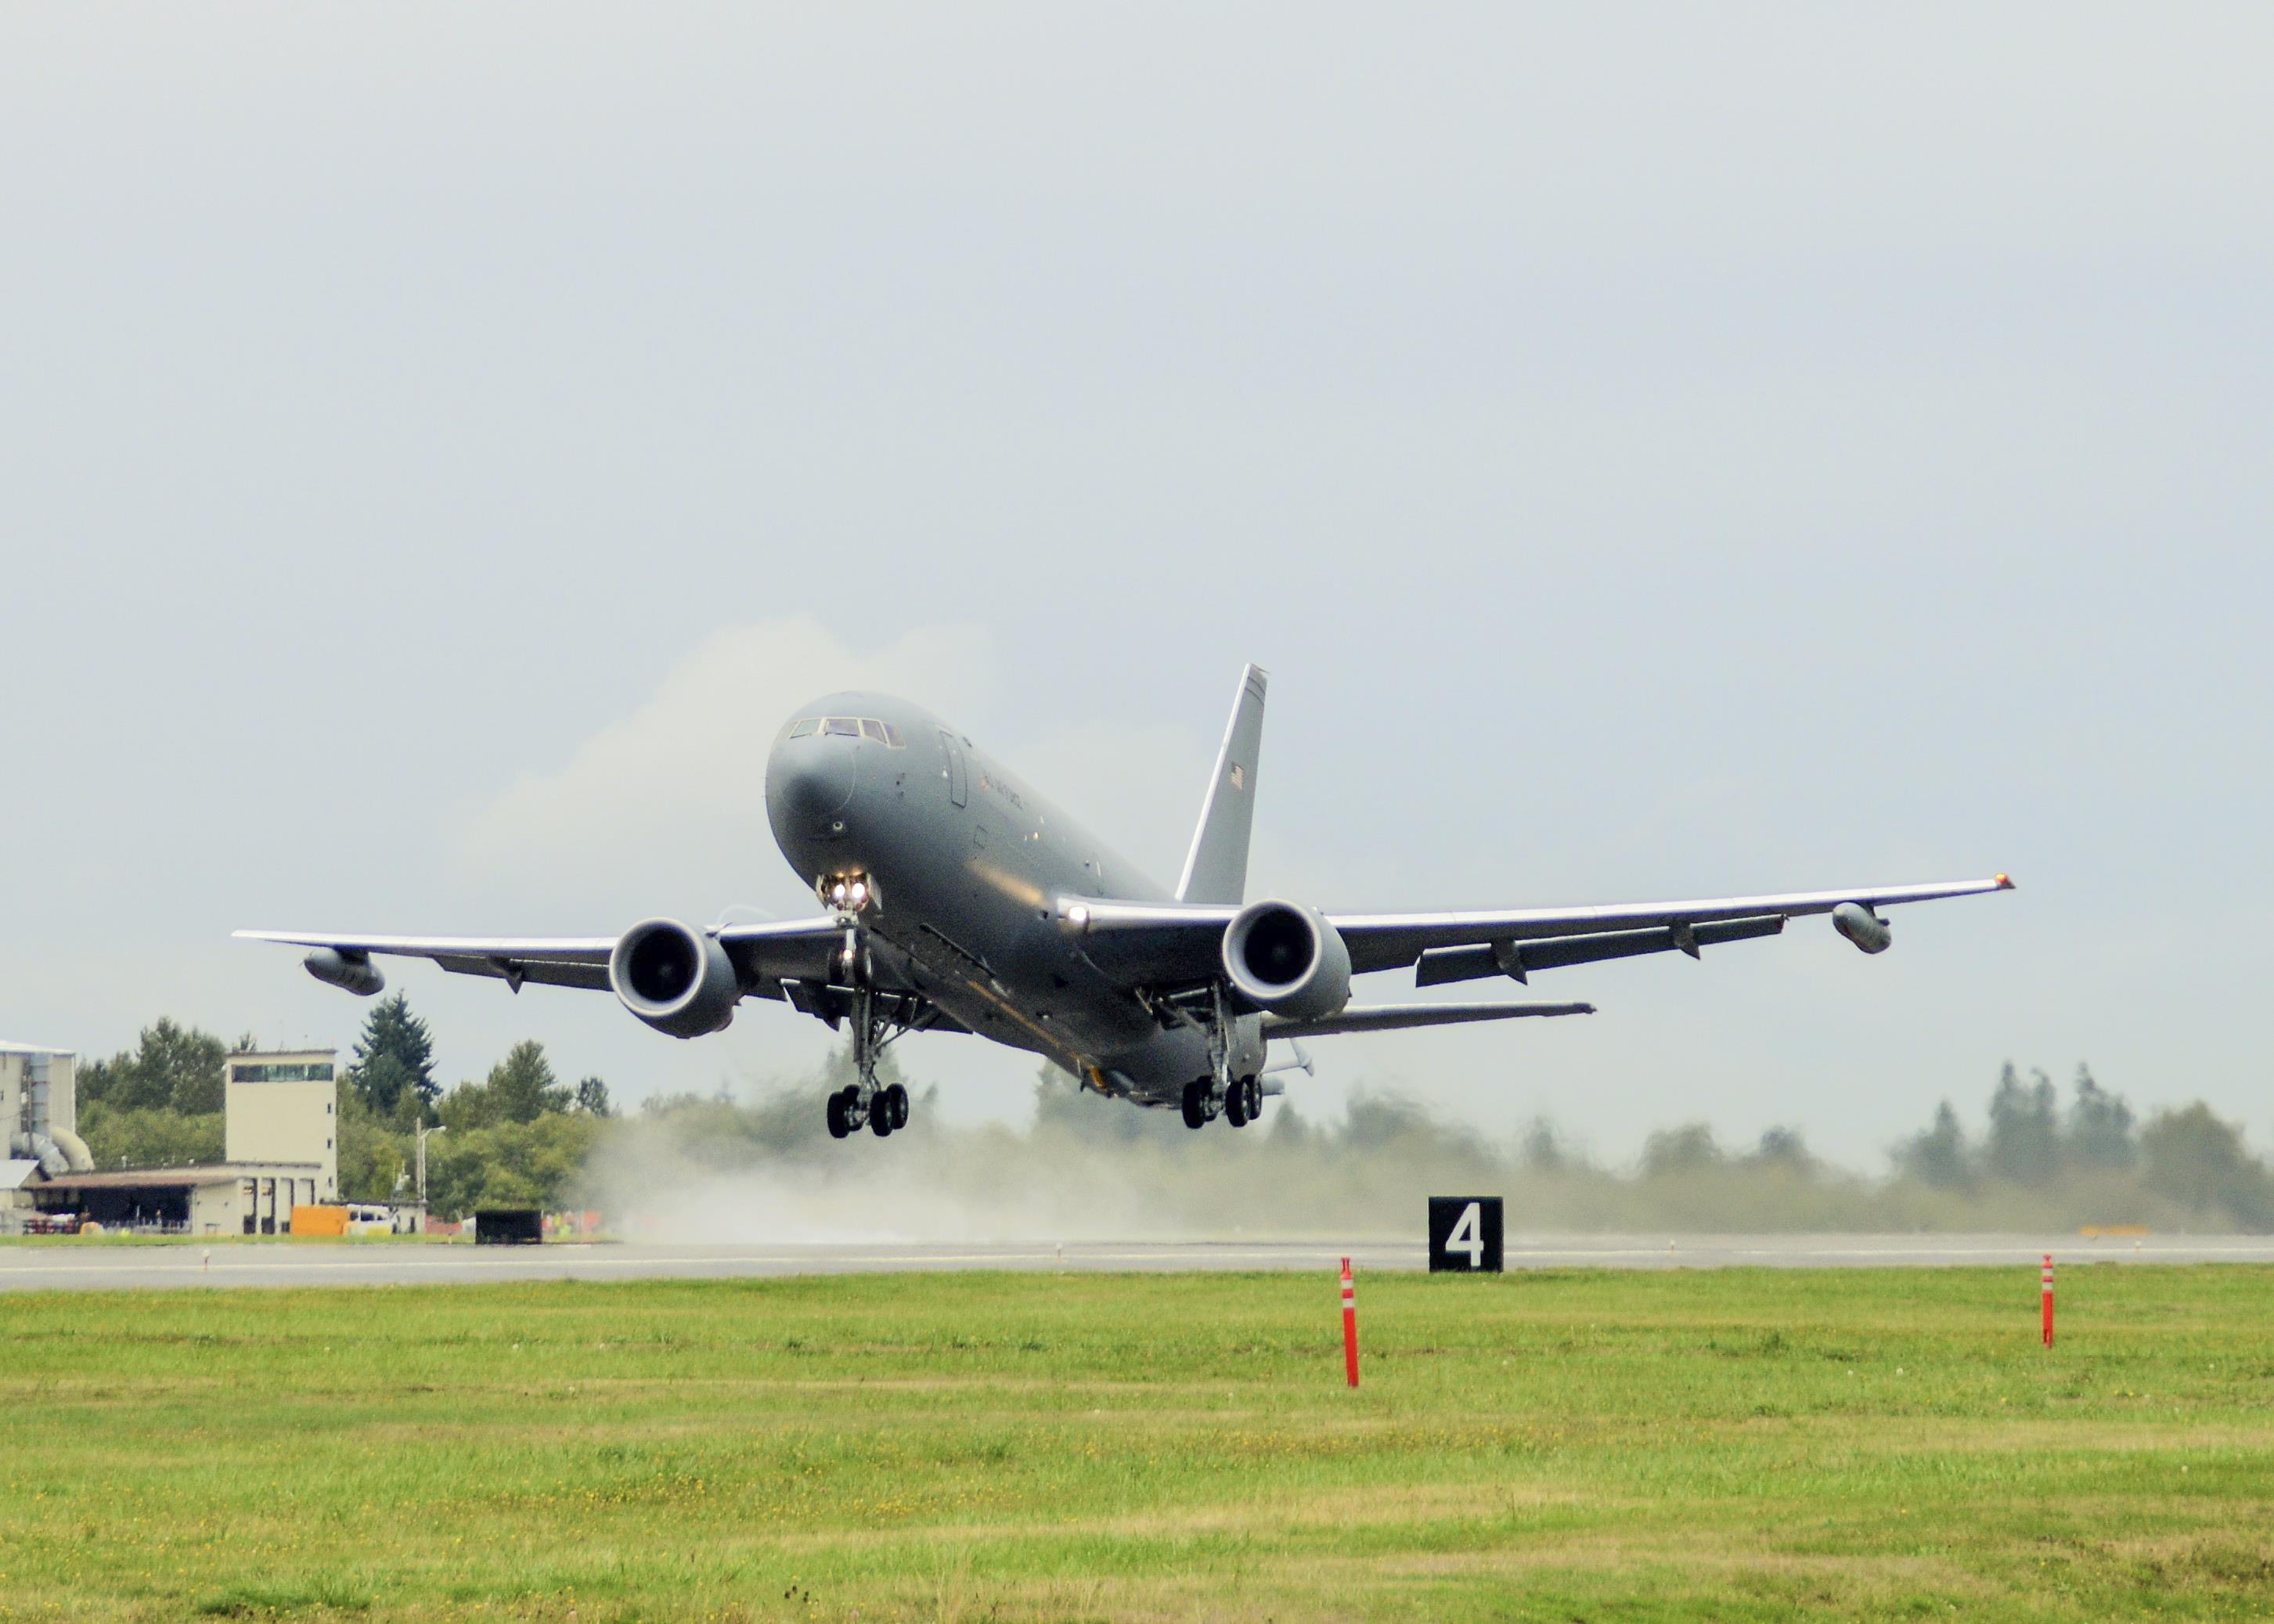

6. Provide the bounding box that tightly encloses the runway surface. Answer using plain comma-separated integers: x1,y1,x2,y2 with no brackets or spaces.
2,1233,2269,1291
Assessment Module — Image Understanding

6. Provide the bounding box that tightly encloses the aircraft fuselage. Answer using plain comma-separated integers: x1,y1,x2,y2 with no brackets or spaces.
764,691,1263,1103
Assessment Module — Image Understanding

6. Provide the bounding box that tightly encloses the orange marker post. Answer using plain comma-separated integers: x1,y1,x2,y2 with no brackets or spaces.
2041,1252,2055,1348
1340,1256,1360,1388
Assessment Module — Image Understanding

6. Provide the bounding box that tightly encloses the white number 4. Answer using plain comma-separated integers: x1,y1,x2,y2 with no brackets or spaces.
1446,1201,1484,1268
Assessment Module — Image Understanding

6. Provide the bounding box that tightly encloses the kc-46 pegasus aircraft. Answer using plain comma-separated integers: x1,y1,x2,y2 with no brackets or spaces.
242,667,2013,1140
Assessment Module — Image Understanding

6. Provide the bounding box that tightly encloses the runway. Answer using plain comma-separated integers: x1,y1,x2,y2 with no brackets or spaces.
2,1233,2269,1291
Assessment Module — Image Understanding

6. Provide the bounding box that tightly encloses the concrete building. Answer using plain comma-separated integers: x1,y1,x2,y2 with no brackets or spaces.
2,1042,95,1230
223,1048,340,1198
27,1047,340,1236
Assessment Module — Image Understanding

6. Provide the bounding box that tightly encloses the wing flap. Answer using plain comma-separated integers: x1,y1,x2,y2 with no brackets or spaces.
1414,914,1786,987
1264,1000,1595,1039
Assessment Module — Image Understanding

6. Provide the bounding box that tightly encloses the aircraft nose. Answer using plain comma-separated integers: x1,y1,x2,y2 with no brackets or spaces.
766,735,861,839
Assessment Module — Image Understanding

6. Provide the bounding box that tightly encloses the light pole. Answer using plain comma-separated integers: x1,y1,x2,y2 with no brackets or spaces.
415,1122,445,1223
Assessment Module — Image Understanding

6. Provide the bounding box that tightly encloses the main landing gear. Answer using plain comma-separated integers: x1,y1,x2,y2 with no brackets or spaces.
1180,1074,1262,1130
1161,978,1263,1130
827,1080,909,1140
823,974,916,1141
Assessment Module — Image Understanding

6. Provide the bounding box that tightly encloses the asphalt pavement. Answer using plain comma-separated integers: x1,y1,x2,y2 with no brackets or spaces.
2,1233,2268,1291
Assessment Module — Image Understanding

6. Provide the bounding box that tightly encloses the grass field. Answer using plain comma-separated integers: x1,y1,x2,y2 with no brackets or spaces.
1,1266,2269,1622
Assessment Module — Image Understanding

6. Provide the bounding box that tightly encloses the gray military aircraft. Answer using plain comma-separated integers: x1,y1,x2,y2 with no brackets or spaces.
241,666,2013,1139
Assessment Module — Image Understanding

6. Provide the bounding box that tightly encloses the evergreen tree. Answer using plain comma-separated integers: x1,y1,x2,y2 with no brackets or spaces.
1896,1100,1973,1189
481,1040,570,1125
1641,1122,1722,1176
2139,1104,2274,1229
347,994,438,1116
573,1076,614,1118
1518,1116,1569,1173
81,1018,229,1114
2065,1062,2137,1170
1985,1063,2061,1184
1752,1125,1811,1168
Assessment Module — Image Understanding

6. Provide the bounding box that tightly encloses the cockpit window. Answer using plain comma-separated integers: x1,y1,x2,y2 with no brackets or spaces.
789,716,907,746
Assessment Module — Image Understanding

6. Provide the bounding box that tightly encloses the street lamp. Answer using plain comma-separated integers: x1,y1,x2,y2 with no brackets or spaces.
415,1122,446,1215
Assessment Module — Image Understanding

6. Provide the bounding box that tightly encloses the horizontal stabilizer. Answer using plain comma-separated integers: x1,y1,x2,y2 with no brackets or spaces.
1414,914,1786,987
1263,1000,1594,1039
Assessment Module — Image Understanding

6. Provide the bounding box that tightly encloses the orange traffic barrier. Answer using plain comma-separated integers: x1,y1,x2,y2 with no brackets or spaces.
290,1204,348,1237
1340,1256,1360,1388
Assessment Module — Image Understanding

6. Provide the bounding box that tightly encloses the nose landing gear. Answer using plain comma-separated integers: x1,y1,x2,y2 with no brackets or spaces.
821,975,921,1143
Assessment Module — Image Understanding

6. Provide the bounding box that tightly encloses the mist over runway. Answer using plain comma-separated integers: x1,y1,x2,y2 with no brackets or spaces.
4,1234,2270,1293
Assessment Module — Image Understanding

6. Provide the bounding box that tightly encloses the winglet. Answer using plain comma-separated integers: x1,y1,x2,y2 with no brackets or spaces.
1176,664,1268,905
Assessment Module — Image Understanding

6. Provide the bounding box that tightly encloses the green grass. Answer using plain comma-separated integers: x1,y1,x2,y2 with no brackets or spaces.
1,1266,2269,1621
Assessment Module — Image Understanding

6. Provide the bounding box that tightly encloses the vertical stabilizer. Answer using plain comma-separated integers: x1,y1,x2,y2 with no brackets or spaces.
1176,664,1267,904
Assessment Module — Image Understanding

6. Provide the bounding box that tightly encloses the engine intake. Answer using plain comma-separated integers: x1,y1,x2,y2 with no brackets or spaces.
1222,899,1352,1020
610,917,741,1039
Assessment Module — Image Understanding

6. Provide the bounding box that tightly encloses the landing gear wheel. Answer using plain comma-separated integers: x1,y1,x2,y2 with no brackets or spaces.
1224,1081,1249,1128
869,1093,894,1137
825,1090,852,1140
882,1082,910,1130
1180,1080,1209,1130
1241,1075,1263,1124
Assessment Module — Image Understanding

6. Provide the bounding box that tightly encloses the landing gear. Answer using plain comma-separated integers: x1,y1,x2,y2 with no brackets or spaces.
1180,1075,1262,1130
822,973,921,1143
869,1082,910,1137
1181,1079,1212,1130
1225,1075,1261,1128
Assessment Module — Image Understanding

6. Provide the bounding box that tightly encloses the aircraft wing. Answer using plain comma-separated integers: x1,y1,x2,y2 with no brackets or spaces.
1060,874,2014,988
233,916,849,996
1263,1000,1595,1038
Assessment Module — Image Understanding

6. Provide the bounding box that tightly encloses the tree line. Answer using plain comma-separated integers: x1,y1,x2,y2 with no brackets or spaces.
70,997,2274,1231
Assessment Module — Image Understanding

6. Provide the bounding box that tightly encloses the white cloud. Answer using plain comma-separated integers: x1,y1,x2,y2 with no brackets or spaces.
454,618,995,921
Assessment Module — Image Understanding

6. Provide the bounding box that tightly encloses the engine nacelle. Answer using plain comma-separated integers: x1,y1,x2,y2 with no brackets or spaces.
1831,902,1892,955
609,917,741,1039
1222,899,1352,1020
305,947,384,997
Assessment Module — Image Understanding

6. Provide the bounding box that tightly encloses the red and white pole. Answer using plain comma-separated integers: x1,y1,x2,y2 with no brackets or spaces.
1340,1255,1360,1388
2041,1252,2055,1349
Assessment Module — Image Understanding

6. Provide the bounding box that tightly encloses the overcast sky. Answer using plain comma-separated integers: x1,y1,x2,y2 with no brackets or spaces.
4,5,2268,1167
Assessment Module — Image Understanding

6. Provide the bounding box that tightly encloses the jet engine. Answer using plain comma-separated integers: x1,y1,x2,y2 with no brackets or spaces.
1221,899,1352,1020
610,917,741,1038
305,947,384,997
1831,902,1893,954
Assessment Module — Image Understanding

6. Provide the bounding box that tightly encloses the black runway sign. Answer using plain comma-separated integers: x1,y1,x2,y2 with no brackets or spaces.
1427,1196,1504,1273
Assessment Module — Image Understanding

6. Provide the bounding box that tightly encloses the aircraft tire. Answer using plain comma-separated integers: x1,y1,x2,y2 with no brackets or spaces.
885,1083,910,1129
1242,1075,1263,1122
1224,1084,1249,1128
825,1092,851,1140
1180,1082,1208,1130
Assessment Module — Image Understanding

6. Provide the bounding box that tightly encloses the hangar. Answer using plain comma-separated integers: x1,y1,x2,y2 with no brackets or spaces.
9,1045,341,1236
